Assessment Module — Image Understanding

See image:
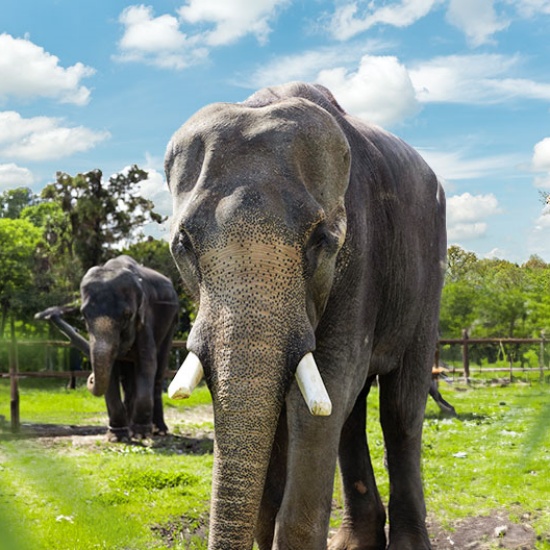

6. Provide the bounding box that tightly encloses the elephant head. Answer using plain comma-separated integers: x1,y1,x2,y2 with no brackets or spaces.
80,262,145,397
166,94,350,548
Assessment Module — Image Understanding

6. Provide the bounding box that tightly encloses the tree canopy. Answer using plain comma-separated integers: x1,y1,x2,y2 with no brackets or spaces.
0,218,42,334
440,246,550,339
41,166,165,271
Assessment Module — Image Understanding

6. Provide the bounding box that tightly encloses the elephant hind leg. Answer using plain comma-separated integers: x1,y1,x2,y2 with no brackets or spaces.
378,344,433,550
329,377,386,550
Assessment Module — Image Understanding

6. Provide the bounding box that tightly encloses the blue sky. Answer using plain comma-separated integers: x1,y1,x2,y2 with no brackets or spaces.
1,1,550,263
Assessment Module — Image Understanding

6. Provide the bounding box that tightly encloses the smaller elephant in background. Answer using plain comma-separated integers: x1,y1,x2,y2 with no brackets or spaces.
37,255,179,441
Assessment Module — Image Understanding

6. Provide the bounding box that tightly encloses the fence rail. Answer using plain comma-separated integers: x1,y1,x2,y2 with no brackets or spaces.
2,331,548,433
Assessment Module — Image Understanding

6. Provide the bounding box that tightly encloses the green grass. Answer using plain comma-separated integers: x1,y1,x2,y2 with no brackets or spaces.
1,378,549,549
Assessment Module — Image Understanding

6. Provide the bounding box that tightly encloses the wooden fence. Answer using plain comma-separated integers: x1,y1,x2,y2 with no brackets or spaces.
439,329,548,382
2,330,548,433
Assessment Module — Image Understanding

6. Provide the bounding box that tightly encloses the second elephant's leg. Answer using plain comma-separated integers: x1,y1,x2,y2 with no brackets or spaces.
130,334,157,437
328,377,386,550
105,364,130,441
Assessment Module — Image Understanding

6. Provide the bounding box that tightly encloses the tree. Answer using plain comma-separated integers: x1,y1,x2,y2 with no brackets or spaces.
124,237,179,286
0,187,36,219
41,166,165,271
21,202,81,302
0,218,42,335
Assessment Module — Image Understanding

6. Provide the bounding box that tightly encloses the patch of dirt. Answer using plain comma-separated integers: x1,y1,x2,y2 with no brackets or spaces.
428,510,541,549
0,404,215,455
151,514,209,547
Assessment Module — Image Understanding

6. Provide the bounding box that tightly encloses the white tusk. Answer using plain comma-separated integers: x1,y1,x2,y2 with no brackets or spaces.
295,353,332,416
168,351,204,399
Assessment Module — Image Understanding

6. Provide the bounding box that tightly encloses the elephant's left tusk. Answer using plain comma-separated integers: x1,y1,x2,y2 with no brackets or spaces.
168,351,204,399
295,353,332,416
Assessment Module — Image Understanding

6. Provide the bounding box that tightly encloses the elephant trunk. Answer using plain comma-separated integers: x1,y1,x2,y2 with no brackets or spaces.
182,232,315,548
207,347,288,550
87,317,119,397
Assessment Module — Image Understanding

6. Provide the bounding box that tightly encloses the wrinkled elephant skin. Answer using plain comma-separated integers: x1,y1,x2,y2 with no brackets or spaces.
80,255,179,440
165,82,446,549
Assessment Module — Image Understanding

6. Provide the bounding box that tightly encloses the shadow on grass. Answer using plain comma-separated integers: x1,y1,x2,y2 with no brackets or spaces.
424,411,490,422
0,423,214,455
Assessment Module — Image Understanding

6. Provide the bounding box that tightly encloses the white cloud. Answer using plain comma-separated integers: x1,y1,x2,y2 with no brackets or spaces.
446,192,500,241
0,163,34,191
531,137,550,188
116,1,289,69
179,0,290,46
528,205,550,259
0,33,94,106
316,55,419,126
119,5,187,52
131,154,172,240
115,5,205,70
417,148,520,183
0,111,110,162
139,154,172,218
532,138,550,172
409,53,550,104
330,0,441,41
508,0,550,17
243,44,375,89
446,0,508,47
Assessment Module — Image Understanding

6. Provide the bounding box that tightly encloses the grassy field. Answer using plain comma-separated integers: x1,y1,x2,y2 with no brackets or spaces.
1,376,549,549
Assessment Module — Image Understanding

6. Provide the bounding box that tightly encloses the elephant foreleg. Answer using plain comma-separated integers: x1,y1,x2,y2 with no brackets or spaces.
271,383,341,550
131,330,157,438
328,377,386,550
378,345,433,550
255,409,288,550
105,364,130,442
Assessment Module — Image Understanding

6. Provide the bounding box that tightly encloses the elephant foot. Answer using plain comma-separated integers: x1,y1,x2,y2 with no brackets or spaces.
328,523,386,550
387,529,431,550
130,423,153,440
152,422,169,436
107,426,131,442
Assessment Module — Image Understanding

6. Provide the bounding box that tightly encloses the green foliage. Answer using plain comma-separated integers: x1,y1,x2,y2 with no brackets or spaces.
124,237,180,289
441,246,550,338
0,187,36,219
41,166,165,271
0,218,43,334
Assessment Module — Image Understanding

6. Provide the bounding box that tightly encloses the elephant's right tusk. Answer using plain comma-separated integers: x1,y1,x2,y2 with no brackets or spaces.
168,351,204,399
295,353,332,416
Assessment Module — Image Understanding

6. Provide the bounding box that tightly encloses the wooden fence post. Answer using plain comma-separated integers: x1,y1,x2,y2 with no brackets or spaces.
462,329,470,384
9,317,20,433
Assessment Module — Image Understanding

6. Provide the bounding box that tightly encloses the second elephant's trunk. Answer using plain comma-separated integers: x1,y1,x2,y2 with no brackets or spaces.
87,317,119,397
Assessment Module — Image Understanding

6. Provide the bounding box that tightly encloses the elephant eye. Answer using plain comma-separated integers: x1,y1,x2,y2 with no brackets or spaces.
304,225,338,276
171,228,201,291
172,229,193,255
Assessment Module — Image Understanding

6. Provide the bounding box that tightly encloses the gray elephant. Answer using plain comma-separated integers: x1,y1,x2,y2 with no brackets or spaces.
165,82,446,549
37,255,179,441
